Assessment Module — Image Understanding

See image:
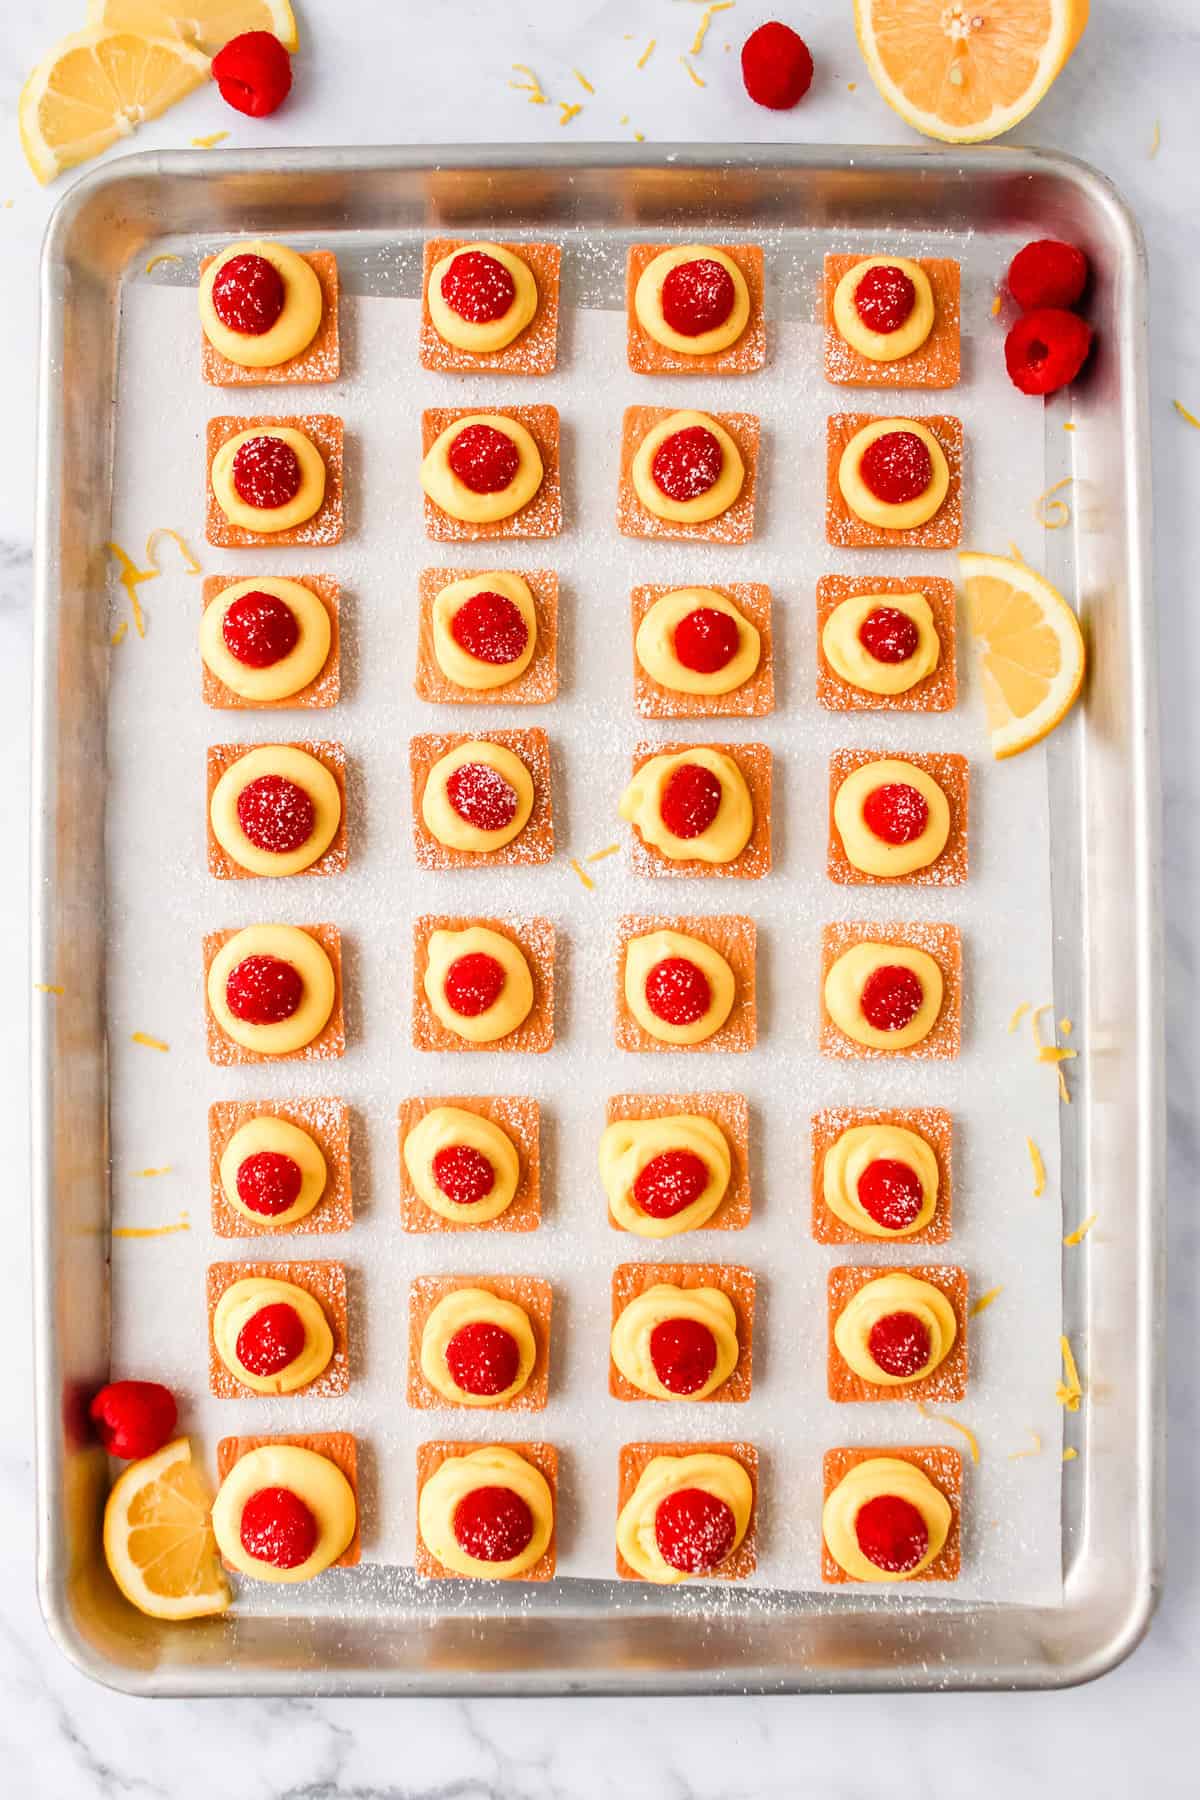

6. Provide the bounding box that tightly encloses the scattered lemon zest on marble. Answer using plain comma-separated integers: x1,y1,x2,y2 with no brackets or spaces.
111,621,128,647
1174,399,1200,429
690,3,734,56
990,293,1002,317
1027,1137,1046,1197
1009,1430,1042,1460
637,39,657,69
680,55,707,87
106,541,159,638
588,843,620,862
1063,421,1077,432
1062,1446,1078,1462
1038,1044,1077,1065
1063,1213,1097,1247
131,1032,169,1052
144,252,183,275
1034,477,1073,529
509,64,549,104
1008,1001,1030,1033
1056,1335,1083,1411
1148,119,1161,158
569,857,595,891
558,101,582,125
969,1286,1003,1318
917,1401,980,1463
34,982,65,996
191,131,229,149
146,527,202,574
113,1213,190,1239
133,1166,172,1178
573,69,595,93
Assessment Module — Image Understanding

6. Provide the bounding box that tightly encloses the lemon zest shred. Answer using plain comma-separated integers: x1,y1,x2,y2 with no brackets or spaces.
1059,1016,1073,1036
112,1214,190,1239
619,114,630,124
146,527,202,574
1027,1137,1046,1197
990,293,1002,317
106,541,159,638
1149,119,1161,158
1038,1044,1078,1064
1007,539,1026,564
680,55,707,87
131,1032,169,1052
1009,1431,1042,1460
509,63,549,104
34,982,65,995
1058,1065,1071,1105
1056,1334,1083,1412
1008,1001,1030,1033
1062,1446,1078,1463
1063,1213,1097,1247
1030,1003,1053,1048
634,132,645,142
573,69,595,94
1063,421,1077,432
558,101,582,125
637,39,656,69
569,857,595,891
190,131,229,149
1035,477,1073,530
587,843,620,862
143,252,183,275
969,1286,1003,1318
1174,399,1200,429
917,1401,980,1464
690,3,735,57
110,621,128,647
133,1166,172,1178
847,80,857,90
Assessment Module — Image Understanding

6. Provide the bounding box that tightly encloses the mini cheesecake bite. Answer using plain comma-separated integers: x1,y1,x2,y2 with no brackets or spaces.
621,742,771,880
619,916,756,1053
416,567,557,707
399,1096,539,1233
201,575,338,708
421,406,561,539
829,750,967,886
213,1434,359,1583
200,240,339,384
619,407,759,543
208,741,345,879
627,243,765,373
822,1447,961,1584
821,922,961,1061
207,1262,346,1398
211,1100,349,1235
207,415,343,546
601,1096,747,1238
826,413,962,550
617,1444,756,1584
829,1266,967,1403
421,239,560,372
411,729,553,867
610,1263,753,1403
633,583,774,719
417,1442,556,1581
409,1275,550,1411
824,254,960,388
413,916,554,1054
204,923,343,1064
813,1107,951,1244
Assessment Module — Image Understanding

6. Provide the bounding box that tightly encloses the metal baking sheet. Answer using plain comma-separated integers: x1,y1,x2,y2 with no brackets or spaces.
31,145,1162,1694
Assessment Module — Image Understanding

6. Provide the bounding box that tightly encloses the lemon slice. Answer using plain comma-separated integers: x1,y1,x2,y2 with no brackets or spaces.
103,1437,231,1620
86,0,299,56
854,0,1090,144
959,551,1085,759
19,27,211,185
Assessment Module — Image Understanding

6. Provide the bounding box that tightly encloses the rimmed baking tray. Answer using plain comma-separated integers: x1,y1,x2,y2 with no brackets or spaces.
32,145,1162,1694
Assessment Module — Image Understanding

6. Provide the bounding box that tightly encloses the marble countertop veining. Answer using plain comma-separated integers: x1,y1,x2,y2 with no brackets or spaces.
2,2,1198,1795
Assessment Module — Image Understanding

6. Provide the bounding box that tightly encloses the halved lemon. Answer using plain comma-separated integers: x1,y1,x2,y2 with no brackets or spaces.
86,1,299,56
102,1437,231,1621
959,551,1085,758
20,26,211,184
854,0,1090,144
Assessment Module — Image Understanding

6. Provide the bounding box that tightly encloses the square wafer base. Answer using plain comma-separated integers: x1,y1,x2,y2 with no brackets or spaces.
821,1444,962,1584
632,582,774,720
606,1091,750,1233
810,1105,952,1246
616,1441,758,1582
409,728,554,869
407,1273,552,1411
816,574,956,713
415,567,558,705
827,1263,968,1404
201,251,340,387
206,1259,349,1398
421,406,562,540
415,1441,557,1580
827,748,968,887
201,575,341,711
420,240,561,374
626,244,766,375
820,920,961,1061
627,742,772,881
617,407,760,544
209,1096,353,1238
399,1096,540,1234
412,915,555,1053
826,413,962,550
206,414,344,548
216,1432,360,1569
610,1261,755,1403
823,255,960,389
206,740,348,880
203,923,346,1066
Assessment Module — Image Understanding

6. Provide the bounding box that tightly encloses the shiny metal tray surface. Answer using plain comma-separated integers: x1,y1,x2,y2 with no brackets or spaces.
32,145,1162,1695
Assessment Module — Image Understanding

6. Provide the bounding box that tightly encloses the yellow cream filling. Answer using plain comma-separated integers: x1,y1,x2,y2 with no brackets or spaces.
200,576,332,702
620,748,752,866
210,744,341,877
419,1288,537,1408
631,409,745,524
610,1283,739,1401
431,571,537,690
599,1113,731,1238
418,1446,553,1579
624,928,735,1046
403,1106,520,1224
635,587,760,696
634,245,751,357
207,924,336,1057
824,941,943,1052
617,1452,752,1585
838,418,949,531
211,427,327,534
833,757,950,878
427,242,539,353
421,740,534,853
822,1456,951,1583
212,1444,356,1584
821,590,940,696
212,1276,334,1396
199,239,324,369
833,1272,957,1386
423,925,534,1044
832,256,935,363
822,1123,938,1239
219,1114,328,1229
420,413,543,524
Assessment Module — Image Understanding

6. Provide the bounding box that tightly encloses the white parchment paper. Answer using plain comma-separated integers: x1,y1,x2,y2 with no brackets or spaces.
108,270,1064,1605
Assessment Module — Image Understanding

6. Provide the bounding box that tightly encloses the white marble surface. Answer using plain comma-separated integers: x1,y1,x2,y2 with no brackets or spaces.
1,1,1196,1794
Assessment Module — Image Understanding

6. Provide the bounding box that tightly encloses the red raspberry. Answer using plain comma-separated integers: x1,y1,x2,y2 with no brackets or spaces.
741,21,814,110
632,1148,710,1220
213,31,293,119
1005,308,1093,397
1007,239,1088,312
89,1380,177,1460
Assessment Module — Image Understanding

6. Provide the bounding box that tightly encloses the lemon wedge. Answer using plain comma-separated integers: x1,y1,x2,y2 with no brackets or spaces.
86,0,299,56
854,0,1090,144
959,551,1085,758
102,1437,231,1621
